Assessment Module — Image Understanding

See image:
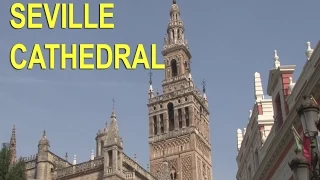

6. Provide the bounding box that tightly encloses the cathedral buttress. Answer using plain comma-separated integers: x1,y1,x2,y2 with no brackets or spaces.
147,1,212,180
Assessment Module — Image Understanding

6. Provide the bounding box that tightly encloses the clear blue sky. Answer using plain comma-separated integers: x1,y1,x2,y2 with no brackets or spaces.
0,0,319,179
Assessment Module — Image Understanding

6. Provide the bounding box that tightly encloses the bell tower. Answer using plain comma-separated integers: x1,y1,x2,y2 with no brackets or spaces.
147,1,212,180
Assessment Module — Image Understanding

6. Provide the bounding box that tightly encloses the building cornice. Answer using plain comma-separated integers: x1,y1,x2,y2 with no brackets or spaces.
267,65,296,96
162,44,192,59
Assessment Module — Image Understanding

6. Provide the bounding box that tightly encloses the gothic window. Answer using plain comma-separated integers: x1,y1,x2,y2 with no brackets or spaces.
118,151,120,162
170,168,177,179
171,30,174,40
100,140,104,156
177,29,180,39
168,102,175,131
178,109,182,128
153,116,158,135
108,150,112,167
171,59,178,77
160,114,164,133
185,107,190,127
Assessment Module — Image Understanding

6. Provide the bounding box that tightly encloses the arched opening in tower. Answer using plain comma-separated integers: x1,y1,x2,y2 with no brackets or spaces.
170,168,177,179
167,102,175,131
153,116,158,135
171,59,178,77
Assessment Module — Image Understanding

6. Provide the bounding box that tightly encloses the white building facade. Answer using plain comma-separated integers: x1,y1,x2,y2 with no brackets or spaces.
236,41,320,180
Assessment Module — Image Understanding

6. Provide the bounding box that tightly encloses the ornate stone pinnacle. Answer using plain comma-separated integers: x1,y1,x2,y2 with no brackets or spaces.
201,79,206,93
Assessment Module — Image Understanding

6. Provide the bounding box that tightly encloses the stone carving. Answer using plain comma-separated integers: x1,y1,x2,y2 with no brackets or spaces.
54,158,103,179
197,157,201,180
207,168,211,180
25,161,36,169
168,158,178,170
196,137,210,158
153,162,163,179
179,29,183,40
53,156,67,170
164,34,168,44
181,156,192,180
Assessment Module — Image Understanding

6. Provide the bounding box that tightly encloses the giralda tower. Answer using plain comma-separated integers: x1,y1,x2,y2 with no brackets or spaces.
147,1,213,180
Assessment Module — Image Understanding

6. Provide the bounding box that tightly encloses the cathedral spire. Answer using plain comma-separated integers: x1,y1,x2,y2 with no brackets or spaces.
10,125,16,165
163,0,188,52
106,109,122,148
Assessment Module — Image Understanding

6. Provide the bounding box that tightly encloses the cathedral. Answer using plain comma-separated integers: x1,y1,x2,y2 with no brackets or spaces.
6,1,213,179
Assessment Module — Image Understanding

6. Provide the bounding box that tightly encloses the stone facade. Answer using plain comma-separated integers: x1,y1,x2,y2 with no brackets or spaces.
147,1,212,180
236,41,320,180
6,1,213,180
18,111,157,180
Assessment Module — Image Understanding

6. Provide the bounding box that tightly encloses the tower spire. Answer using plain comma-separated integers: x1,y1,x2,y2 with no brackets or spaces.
202,79,207,100
112,97,115,110
106,108,121,148
10,125,16,165
148,70,154,98
163,0,188,52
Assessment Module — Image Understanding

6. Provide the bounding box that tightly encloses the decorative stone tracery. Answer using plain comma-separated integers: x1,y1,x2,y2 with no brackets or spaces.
181,156,192,180
197,157,201,180
196,137,210,158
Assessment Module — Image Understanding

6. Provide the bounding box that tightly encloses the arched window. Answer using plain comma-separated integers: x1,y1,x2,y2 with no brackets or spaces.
167,103,175,131
171,60,178,77
170,168,177,179
185,107,190,127
178,109,182,128
108,150,112,166
160,114,164,133
100,140,104,156
153,116,158,135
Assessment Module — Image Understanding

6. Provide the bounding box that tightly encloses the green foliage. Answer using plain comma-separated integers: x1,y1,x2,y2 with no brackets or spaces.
0,146,25,180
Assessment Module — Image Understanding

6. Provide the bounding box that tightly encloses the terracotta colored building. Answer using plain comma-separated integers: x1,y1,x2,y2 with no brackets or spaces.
236,41,320,180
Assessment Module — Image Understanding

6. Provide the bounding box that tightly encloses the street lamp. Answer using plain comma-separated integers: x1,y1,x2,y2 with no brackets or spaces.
297,95,320,180
289,150,310,180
